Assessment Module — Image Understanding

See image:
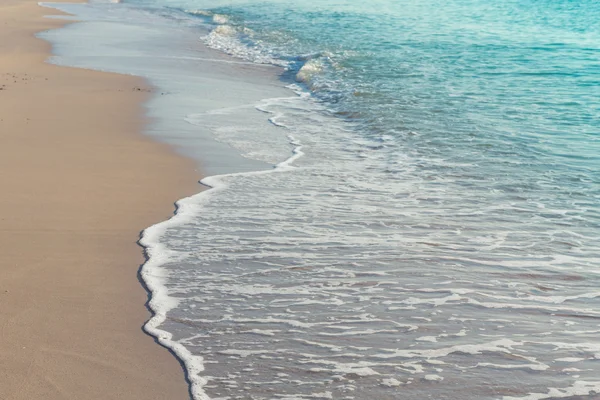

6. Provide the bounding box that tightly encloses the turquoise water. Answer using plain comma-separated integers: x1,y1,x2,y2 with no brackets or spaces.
137,0,600,244
136,0,600,171
56,0,600,398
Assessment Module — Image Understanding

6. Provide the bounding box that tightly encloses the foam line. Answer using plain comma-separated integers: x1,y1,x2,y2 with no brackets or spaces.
139,128,304,400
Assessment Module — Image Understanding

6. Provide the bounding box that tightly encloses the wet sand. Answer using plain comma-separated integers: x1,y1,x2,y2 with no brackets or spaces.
0,1,198,398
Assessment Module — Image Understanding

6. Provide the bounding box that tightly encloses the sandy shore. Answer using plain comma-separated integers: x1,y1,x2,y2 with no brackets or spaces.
0,1,198,399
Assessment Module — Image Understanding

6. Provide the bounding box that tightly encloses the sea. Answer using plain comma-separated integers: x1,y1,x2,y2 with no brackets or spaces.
39,0,600,399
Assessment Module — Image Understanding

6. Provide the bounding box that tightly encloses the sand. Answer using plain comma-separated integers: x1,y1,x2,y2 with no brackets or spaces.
0,1,198,399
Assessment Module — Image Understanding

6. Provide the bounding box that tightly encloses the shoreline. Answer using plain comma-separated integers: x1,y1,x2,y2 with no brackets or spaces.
34,2,307,397
0,1,198,399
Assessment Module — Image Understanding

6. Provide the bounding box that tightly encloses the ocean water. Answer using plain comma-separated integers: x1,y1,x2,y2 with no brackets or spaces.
41,0,600,399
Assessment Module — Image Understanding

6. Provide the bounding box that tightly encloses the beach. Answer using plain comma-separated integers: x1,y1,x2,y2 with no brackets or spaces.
5,0,600,398
0,1,198,399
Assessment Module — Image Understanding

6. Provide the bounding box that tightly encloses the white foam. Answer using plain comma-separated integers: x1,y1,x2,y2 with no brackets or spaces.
212,14,229,24
373,339,524,359
296,59,324,88
275,393,333,400
140,202,211,399
467,298,600,316
416,336,438,343
524,291,600,304
399,293,463,306
202,22,288,67
555,357,585,362
475,362,549,371
478,291,600,305
318,329,399,337
502,381,600,400
218,349,283,358
140,105,306,399
213,25,237,37
308,360,380,377
380,378,404,387
243,329,279,336
295,339,344,352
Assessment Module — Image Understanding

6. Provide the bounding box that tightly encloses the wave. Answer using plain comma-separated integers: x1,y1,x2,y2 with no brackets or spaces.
296,58,324,88
185,9,332,91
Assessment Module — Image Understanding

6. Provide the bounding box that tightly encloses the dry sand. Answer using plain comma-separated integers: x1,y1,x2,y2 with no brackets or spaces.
0,1,199,399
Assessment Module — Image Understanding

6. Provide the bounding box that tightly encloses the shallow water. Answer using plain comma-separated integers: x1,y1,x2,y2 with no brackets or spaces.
42,0,600,398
